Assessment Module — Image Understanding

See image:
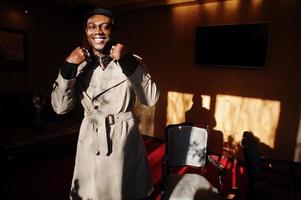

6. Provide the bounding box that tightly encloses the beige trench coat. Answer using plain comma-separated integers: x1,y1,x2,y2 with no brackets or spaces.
51,56,159,200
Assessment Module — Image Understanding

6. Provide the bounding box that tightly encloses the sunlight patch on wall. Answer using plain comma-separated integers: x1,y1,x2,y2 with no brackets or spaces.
167,92,211,125
215,95,281,148
135,99,156,136
201,95,211,110
167,91,193,125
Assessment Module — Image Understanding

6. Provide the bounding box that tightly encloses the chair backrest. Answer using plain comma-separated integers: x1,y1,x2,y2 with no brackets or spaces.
165,123,208,167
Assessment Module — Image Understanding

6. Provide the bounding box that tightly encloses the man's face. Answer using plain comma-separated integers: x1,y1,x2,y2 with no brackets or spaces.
85,15,112,54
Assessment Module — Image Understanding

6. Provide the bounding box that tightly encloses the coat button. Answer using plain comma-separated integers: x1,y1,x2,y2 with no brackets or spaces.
96,151,100,156
94,105,99,110
95,128,98,132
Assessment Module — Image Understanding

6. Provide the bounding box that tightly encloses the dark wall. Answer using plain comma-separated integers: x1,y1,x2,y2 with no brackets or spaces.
0,0,80,93
116,0,301,160
0,0,85,128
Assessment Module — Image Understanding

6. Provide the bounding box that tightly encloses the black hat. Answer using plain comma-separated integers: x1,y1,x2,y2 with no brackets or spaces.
83,8,116,26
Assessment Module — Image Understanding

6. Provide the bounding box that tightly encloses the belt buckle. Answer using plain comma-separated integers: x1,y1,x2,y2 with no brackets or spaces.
106,114,115,125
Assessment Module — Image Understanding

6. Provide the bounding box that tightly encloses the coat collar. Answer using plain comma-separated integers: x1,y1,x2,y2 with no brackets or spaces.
92,60,127,101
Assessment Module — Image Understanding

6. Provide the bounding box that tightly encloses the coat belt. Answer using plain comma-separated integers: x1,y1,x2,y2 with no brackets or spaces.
86,111,134,156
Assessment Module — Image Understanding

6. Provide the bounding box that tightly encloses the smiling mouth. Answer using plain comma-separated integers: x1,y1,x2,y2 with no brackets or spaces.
93,38,106,43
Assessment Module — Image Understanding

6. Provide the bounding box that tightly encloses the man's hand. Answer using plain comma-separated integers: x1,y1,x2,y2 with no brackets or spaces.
65,47,88,64
109,43,129,60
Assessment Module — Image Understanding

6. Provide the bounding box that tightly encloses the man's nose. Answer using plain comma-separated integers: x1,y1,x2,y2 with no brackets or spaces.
94,26,104,34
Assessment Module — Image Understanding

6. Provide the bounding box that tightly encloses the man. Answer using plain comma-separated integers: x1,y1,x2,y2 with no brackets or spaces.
51,8,159,200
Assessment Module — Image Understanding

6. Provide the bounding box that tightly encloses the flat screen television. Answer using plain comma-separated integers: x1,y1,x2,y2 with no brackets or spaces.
195,23,270,69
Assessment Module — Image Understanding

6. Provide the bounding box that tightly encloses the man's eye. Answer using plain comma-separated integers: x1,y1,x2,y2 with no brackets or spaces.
87,25,95,30
101,24,111,30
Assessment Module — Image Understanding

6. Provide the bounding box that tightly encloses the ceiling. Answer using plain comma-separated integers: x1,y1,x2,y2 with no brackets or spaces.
48,0,201,12
50,0,150,7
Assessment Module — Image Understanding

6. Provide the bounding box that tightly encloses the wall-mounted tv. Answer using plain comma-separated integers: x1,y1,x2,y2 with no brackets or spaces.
195,23,270,69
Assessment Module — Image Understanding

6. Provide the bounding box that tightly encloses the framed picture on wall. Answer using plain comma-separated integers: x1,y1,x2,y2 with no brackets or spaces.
0,28,27,70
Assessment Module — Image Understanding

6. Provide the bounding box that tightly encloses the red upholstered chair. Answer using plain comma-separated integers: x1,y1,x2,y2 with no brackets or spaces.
160,123,228,200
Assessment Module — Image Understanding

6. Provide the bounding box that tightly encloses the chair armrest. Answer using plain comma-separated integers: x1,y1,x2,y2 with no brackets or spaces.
207,156,241,199
208,155,227,190
208,155,226,175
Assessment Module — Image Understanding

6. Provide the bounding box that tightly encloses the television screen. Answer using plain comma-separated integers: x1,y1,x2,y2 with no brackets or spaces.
195,23,270,68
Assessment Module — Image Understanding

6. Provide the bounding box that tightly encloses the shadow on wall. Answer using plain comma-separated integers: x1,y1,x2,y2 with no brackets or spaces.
185,94,275,159
185,95,224,157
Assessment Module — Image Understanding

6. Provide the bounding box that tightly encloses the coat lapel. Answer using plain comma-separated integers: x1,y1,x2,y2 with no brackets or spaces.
92,61,127,101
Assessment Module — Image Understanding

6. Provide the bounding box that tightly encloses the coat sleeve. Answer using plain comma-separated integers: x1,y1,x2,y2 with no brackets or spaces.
51,72,76,114
125,56,159,106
